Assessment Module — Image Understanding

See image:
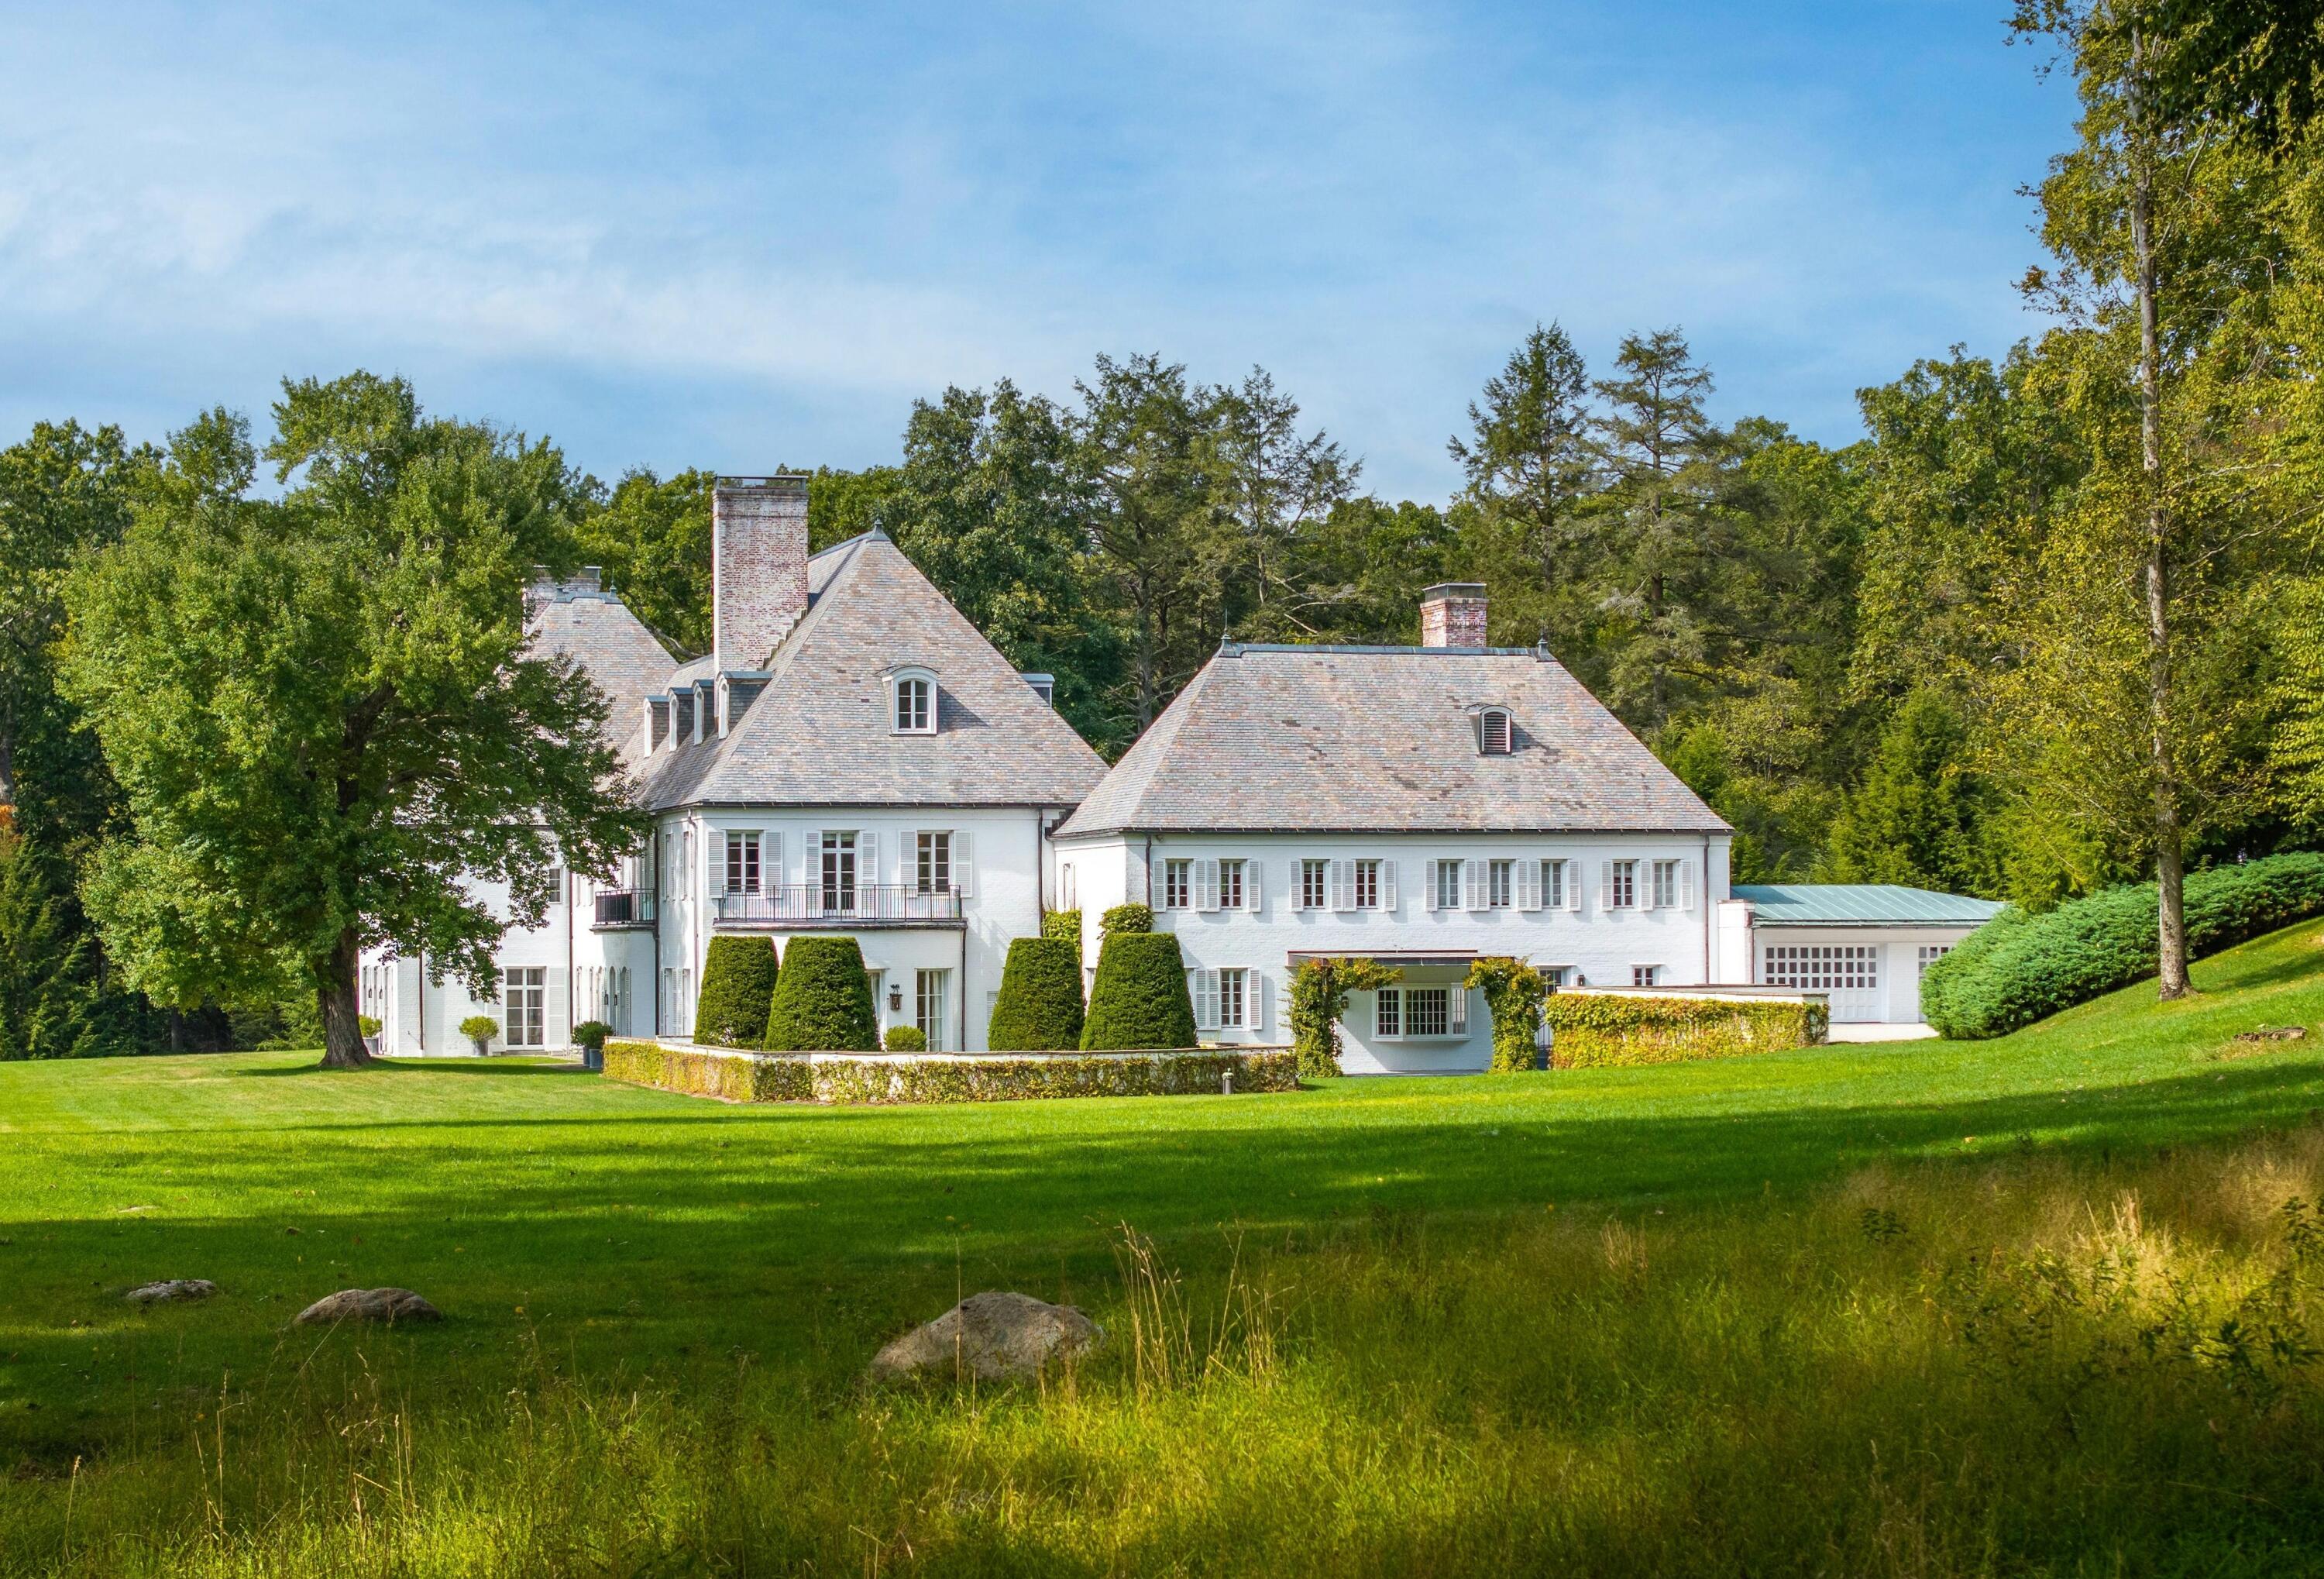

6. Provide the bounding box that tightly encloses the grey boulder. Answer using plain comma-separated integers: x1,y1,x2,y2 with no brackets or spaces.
125,1278,215,1306
294,1287,443,1326
868,1291,1102,1383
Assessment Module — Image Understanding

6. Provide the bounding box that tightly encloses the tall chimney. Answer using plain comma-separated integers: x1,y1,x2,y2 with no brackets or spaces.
1419,583,1488,648
712,476,810,673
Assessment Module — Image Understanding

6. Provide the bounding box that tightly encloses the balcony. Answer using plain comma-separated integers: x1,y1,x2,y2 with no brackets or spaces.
711,883,963,928
592,888,657,929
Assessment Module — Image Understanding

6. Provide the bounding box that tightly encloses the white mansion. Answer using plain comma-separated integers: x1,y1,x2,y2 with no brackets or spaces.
359,476,1997,1072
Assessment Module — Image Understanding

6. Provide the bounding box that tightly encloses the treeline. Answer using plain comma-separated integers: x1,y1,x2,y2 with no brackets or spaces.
7,2,2324,1058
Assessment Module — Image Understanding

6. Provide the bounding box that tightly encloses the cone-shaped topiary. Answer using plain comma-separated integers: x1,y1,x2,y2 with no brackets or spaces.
695,935,779,1048
761,934,882,1051
988,937,1085,1051
1081,931,1196,1050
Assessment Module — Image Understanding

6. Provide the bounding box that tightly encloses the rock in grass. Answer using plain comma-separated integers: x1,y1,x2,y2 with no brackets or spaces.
125,1278,215,1306
294,1288,442,1326
868,1291,1100,1383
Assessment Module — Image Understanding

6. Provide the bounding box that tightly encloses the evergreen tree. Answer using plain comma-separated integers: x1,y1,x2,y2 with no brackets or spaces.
1817,690,1999,895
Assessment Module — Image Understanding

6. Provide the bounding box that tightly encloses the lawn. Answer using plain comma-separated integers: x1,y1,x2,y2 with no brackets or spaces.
5,923,2324,1575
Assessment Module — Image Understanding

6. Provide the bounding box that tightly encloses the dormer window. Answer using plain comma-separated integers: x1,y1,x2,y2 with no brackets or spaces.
1477,707,1513,755
888,667,936,734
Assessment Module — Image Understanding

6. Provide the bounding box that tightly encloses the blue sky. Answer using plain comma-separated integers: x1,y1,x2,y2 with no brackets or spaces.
1,2,2075,503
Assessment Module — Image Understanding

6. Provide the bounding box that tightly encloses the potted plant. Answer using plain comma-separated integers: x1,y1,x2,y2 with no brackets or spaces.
357,1014,382,1056
458,1014,499,1058
572,1020,611,1072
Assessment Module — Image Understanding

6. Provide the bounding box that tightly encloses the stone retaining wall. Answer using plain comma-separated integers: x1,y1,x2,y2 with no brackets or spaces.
603,1039,1300,1105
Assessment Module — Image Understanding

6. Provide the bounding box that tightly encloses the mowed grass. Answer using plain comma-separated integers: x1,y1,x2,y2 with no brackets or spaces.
5,926,2324,1574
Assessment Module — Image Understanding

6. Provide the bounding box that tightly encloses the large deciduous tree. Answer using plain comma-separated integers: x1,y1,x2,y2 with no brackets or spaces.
61,374,646,1068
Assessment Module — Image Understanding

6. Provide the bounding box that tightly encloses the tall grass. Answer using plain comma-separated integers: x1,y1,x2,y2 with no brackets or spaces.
9,1127,2324,1576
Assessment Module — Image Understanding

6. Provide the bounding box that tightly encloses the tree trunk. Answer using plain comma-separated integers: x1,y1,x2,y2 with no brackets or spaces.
2130,32,2190,1001
316,927,371,1068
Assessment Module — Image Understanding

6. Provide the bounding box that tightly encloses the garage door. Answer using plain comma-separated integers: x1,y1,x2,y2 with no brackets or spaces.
1762,944,1884,1022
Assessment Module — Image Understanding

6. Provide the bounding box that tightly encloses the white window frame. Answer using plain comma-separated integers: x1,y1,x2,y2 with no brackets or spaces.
1219,967,1247,1030
889,668,936,735
1219,858,1245,911
1163,858,1193,910
1649,858,1690,911
916,968,951,1050
1300,858,1329,910
820,830,858,914
1353,858,1383,910
1542,858,1573,911
1604,859,1638,910
1059,862,1077,911
1478,707,1513,755
916,831,952,896
1377,985,1462,1039
1631,964,1661,988
1487,858,1514,910
1432,858,1461,912
724,830,762,896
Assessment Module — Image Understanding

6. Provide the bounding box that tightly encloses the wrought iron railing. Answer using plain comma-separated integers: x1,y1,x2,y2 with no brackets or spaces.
711,883,962,925
592,888,657,927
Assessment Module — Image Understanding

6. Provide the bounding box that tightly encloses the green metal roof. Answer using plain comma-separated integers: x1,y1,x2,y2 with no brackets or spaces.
1731,883,2005,927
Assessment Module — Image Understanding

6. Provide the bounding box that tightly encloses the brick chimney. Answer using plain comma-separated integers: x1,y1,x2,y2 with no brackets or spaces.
1419,583,1487,648
712,476,810,673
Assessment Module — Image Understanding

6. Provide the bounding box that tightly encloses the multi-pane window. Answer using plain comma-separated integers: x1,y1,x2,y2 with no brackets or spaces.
1487,859,1514,909
1375,989,1401,1037
821,831,857,913
916,831,951,895
1219,968,1246,1030
1542,965,1573,989
1219,859,1245,910
1377,987,1452,1037
1652,859,1681,909
1607,859,1638,910
1917,944,1950,975
1433,859,1462,910
1762,946,1879,991
1631,965,1659,988
1301,858,1329,909
1542,858,1566,910
504,966,545,1048
725,831,761,895
916,968,951,1051
1164,858,1193,910
895,676,932,733
1353,859,1381,909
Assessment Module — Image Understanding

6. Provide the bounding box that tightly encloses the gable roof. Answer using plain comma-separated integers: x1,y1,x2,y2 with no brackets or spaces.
1054,642,1728,838
1732,884,2005,927
633,531,1105,810
526,589,681,741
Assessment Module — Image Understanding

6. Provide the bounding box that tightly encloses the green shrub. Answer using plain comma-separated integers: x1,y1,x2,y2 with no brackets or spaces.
457,1014,498,1054
1542,993,1825,1068
695,936,779,1048
1922,852,2324,1038
1081,931,1197,1050
762,936,881,1051
882,1023,927,1052
1287,957,1401,1078
1467,958,1547,1072
1099,903,1153,938
572,1020,610,1070
357,1014,381,1039
1042,909,1082,944
988,937,1085,1051
603,1039,1301,1104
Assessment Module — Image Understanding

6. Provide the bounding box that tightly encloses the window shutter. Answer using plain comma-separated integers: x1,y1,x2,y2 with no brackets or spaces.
956,830,975,897
1563,861,1581,912
1642,863,1659,912
1246,861,1263,912
709,831,728,895
1424,862,1442,913
858,831,877,911
1464,858,1488,911
1191,969,1220,1031
1679,859,1694,911
1449,984,1468,1032
1196,858,1220,912
1516,858,1542,910
1379,859,1399,910
1331,859,1354,911
547,967,570,1049
1291,864,1308,912
1253,972,1270,1034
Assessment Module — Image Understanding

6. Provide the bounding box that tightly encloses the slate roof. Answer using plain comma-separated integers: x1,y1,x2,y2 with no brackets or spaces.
1054,643,1728,838
631,532,1105,810
526,590,680,742
1732,884,2006,927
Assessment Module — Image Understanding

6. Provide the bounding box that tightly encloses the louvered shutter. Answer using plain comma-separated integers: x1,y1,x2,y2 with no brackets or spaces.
1516,858,1542,910
1642,861,1660,912
954,830,974,898
765,832,781,902
1191,969,1220,1031
1600,860,1615,909
1449,983,1469,1032
1464,858,1488,911
1562,861,1581,912
1253,972,1270,1034
708,831,728,898
857,831,877,913
1245,861,1263,912
1380,859,1398,911
1679,859,1694,912
1195,859,1220,912
547,967,570,1049
1331,859,1354,911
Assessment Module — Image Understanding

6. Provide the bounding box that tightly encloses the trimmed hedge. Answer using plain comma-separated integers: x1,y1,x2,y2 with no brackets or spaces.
762,935,882,1051
882,1023,927,1052
1921,852,2324,1039
694,936,779,1048
1081,931,1197,1051
1468,957,1548,1072
1042,909,1082,944
1542,993,1827,1069
605,1040,1298,1105
988,937,1086,1051
1100,903,1153,937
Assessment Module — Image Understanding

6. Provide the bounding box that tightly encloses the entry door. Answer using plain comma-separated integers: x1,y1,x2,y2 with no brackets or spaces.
1762,944,1885,1022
